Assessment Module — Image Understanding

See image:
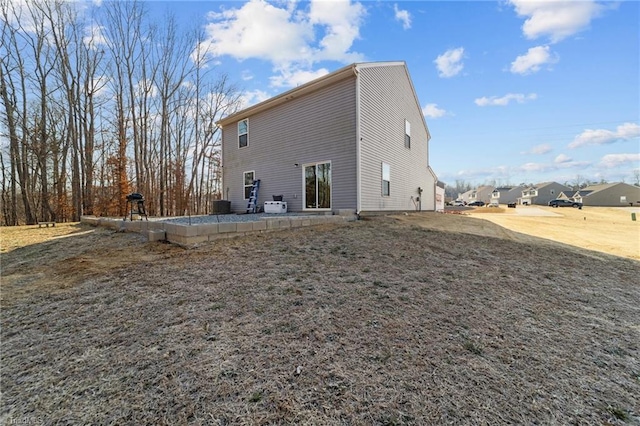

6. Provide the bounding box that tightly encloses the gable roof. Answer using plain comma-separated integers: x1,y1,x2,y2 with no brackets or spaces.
216,61,413,129
534,182,558,189
583,183,622,192
562,190,593,197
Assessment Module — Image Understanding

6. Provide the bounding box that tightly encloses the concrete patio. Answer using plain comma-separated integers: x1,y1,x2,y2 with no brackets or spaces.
80,212,357,246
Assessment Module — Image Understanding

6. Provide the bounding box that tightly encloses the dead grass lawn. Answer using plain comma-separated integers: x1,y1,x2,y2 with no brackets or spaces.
468,206,640,261
1,215,639,425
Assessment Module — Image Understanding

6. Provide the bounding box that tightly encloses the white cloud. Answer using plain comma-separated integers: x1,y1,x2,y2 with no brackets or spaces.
422,103,447,119
508,0,606,43
241,70,254,81
83,23,108,49
475,93,537,107
510,45,558,75
90,75,111,98
520,162,553,173
434,47,464,78
524,143,552,155
269,67,330,88
308,0,366,62
134,79,158,99
394,4,411,30
554,154,572,164
202,0,314,64
199,0,365,88
569,122,640,149
520,158,590,173
599,153,640,168
239,89,272,109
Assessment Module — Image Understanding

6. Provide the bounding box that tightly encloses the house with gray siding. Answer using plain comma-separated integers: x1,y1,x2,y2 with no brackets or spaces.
579,183,640,206
557,190,592,204
465,185,494,204
490,186,524,205
519,182,571,205
216,62,437,215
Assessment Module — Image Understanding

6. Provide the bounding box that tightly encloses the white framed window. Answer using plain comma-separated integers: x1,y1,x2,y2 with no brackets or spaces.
382,162,390,196
404,119,411,149
243,171,255,199
238,119,248,148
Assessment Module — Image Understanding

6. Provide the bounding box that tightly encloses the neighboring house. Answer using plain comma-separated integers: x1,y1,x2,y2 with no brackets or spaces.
435,181,446,211
579,183,640,206
519,182,571,205
458,189,473,204
216,62,437,215
466,185,494,204
558,190,592,204
490,186,524,205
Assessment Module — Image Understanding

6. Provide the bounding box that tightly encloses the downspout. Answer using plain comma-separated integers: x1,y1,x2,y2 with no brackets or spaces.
354,65,362,216
219,124,225,203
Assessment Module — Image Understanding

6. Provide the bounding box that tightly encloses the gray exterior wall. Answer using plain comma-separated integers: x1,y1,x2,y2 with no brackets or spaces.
358,64,436,211
221,76,358,213
469,186,494,204
521,182,571,205
583,183,640,206
492,186,524,204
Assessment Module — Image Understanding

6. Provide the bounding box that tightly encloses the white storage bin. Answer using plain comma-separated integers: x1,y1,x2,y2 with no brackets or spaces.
264,201,288,213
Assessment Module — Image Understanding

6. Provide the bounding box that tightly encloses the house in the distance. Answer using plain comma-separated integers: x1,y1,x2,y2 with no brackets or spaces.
519,182,571,205
435,181,446,211
561,183,640,206
558,190,592,204
217,62,437,215
490,186,524,205
464,185,494,205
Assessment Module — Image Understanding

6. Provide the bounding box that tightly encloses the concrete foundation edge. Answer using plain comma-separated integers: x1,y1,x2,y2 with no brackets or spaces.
80,214,356,247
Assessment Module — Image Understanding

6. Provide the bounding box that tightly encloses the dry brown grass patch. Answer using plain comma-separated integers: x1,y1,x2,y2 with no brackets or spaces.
1,217,639,424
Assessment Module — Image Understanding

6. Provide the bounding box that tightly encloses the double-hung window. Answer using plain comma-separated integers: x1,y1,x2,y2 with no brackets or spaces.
382,162,390,196
238,119,248,148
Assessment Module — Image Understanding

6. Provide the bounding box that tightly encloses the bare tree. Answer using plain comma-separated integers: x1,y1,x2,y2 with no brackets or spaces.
0,0,242,225
1,0,37,224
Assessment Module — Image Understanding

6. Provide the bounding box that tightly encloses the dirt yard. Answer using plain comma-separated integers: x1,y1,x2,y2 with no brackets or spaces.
470,206,640,261
1,210,639,424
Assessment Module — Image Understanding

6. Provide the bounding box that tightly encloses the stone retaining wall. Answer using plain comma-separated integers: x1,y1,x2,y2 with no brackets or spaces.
80,214,355,246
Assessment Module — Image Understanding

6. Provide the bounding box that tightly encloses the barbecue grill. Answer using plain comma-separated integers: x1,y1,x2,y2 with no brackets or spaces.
125,192,148,221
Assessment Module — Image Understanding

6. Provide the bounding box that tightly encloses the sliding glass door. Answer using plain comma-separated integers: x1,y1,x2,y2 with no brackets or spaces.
304,162,331,210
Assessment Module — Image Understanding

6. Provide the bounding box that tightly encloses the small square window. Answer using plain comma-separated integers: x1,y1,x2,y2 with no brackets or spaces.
238,119,248,148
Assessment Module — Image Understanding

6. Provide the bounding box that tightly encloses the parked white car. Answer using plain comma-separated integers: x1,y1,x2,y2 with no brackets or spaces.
453,200,465,206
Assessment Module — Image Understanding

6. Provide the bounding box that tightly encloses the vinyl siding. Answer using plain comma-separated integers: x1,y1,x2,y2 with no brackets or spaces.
531,183,571,205
583,183,640,206
222,76,358,213
358,64,435,211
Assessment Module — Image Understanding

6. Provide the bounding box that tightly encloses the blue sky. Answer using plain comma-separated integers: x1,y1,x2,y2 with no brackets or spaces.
158,0,639,186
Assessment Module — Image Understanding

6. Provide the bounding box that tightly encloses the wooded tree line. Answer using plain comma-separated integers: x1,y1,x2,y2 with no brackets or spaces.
0,0,241,225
